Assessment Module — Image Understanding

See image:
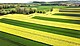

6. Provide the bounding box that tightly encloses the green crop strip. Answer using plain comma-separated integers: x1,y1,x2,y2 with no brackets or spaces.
59,9,80,12
0,38,19,46
60,9,80,10
59,10,80,12
0,31,50,46
54,13,80,17
0,18,80,38
33,16,80,24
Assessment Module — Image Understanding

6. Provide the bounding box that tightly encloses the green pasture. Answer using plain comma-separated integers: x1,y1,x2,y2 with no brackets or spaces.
27,6,54,11
0,38,19,46
53,6,68,8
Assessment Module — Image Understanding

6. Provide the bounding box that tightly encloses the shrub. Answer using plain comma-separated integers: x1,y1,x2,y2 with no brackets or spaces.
0,10,7,15
16,7,37,14
9,9,17,14
37,11,39,13
39,11,43,13
42,11,46,14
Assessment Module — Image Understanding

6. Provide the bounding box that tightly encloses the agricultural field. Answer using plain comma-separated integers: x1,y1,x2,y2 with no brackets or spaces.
0,3,80,46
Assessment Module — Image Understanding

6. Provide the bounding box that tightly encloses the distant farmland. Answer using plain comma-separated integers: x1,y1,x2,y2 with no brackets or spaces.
0,3,80,46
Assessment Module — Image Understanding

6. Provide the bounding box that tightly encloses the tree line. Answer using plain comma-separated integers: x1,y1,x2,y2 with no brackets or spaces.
0,7,47,15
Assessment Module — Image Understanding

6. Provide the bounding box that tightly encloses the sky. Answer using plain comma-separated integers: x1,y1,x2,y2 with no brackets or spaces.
0,0,67,3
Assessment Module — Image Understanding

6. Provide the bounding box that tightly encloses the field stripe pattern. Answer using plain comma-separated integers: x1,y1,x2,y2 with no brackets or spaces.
0,12,80,46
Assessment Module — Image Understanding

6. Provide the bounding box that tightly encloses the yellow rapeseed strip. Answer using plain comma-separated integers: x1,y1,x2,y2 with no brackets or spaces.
0,22,80,46
4,15,80,30
65,8,80,9
0,16,5,19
